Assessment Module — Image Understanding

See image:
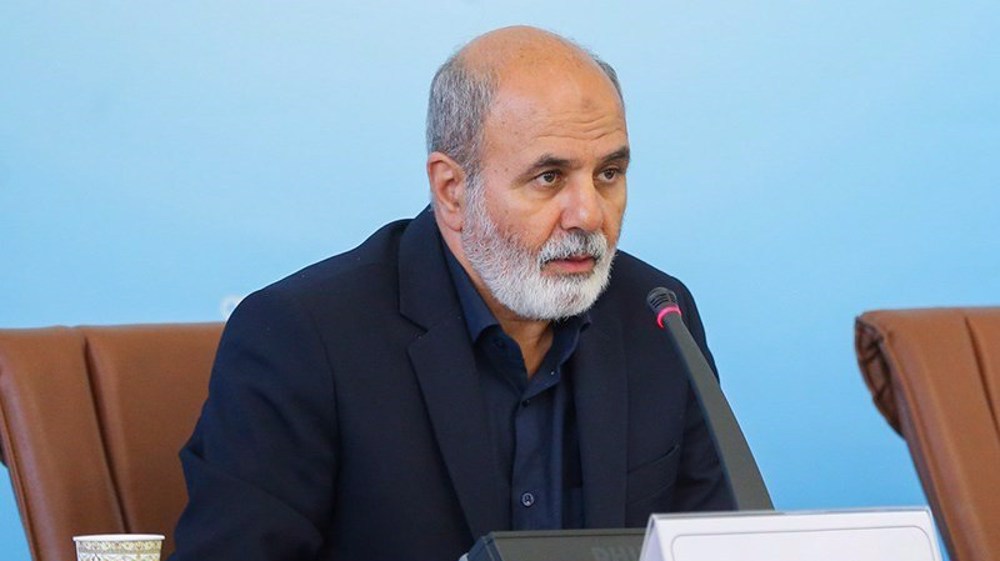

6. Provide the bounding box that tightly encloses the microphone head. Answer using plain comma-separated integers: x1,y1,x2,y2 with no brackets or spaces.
646,287,678,313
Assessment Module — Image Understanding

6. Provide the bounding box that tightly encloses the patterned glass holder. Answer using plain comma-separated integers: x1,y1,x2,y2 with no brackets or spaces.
73,534,164,561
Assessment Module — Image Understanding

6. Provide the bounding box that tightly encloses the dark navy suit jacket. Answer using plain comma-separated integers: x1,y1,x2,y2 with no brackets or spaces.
171,208,733,561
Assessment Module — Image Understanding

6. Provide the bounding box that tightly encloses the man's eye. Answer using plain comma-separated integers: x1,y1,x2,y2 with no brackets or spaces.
600,168,621,181
538,171,560,184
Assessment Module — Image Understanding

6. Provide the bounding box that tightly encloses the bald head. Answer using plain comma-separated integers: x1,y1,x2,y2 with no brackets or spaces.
460,26,617,86
426,26,623,184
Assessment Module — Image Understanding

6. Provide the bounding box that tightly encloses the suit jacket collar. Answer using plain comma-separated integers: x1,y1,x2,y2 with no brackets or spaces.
398,207,458,330
397,207,629,535
398,208,509,538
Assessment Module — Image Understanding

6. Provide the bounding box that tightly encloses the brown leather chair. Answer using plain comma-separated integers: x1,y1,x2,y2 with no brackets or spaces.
0,323,223,561
855,307,1000,561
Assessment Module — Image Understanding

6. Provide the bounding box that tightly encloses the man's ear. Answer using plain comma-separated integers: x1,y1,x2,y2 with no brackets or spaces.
426,151,467,232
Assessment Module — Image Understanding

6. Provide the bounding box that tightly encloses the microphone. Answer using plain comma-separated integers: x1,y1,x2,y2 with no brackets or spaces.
646,287,773,511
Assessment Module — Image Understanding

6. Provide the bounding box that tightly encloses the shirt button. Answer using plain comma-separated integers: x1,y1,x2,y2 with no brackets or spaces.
520,492,535,507
521,399,530,407
549,370,556,376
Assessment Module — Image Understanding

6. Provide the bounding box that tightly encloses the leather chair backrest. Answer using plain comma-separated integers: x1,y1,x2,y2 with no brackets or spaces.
0,324,223,561
855,307,1000,561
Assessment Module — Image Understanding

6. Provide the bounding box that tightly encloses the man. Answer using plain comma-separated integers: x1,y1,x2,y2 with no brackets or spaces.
171,26,733,561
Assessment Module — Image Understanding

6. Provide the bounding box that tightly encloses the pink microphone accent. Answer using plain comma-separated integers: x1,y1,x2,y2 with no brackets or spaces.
656,305,682,329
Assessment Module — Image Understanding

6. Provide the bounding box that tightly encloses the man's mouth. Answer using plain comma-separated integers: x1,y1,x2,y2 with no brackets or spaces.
544,254,598,275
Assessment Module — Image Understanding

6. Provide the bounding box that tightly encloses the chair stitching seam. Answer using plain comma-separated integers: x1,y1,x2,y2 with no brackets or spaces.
963,315,1000,442
82,332,131,532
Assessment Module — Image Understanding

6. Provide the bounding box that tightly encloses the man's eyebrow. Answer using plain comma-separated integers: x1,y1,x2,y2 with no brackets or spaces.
600,146,631,165
526,154,574,173
523,146,631,175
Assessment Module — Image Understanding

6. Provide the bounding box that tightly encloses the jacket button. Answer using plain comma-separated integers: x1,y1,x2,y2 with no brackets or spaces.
520,492,535,507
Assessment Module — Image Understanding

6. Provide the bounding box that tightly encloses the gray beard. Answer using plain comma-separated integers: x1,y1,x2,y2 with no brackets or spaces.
460,183,616,321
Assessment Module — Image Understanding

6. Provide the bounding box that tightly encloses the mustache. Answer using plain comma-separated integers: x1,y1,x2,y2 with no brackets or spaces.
538,230,608,265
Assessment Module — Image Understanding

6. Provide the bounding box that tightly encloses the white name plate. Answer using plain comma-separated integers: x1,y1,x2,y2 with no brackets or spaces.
640,508,943,561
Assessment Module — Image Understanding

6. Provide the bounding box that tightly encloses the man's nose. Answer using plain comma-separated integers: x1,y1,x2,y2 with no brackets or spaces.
560,177,603,233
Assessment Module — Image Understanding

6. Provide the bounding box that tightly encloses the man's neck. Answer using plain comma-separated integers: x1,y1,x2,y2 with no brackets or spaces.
493,310,553,378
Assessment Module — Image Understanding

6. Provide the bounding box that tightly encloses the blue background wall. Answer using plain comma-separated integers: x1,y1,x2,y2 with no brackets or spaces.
2,1,997,558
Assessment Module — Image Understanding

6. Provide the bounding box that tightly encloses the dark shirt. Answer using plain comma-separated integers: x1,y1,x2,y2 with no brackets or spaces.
444,249,588,530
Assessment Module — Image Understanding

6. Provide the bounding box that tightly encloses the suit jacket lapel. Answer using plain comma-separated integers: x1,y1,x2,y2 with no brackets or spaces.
398,209,508,539
571,315,629,528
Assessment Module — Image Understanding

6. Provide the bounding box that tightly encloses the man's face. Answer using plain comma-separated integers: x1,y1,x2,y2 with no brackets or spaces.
460,63,629,320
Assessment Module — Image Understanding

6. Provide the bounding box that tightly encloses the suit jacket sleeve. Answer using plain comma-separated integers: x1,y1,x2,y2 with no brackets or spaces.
171,287,338,561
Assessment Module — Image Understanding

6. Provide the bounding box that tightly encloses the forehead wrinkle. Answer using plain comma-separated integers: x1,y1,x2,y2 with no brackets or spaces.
489,97,625,142
536,112,626,138
492,65,623,115
486,108,627,171
525,114,628,149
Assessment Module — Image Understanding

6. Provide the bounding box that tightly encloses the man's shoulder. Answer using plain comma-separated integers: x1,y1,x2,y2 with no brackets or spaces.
606,250,696,302
280,219,408,290
245,217,414,316
593,250,704,325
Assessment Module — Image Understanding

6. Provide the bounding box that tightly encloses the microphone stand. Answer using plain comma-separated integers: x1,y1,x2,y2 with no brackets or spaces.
647,287,773,511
